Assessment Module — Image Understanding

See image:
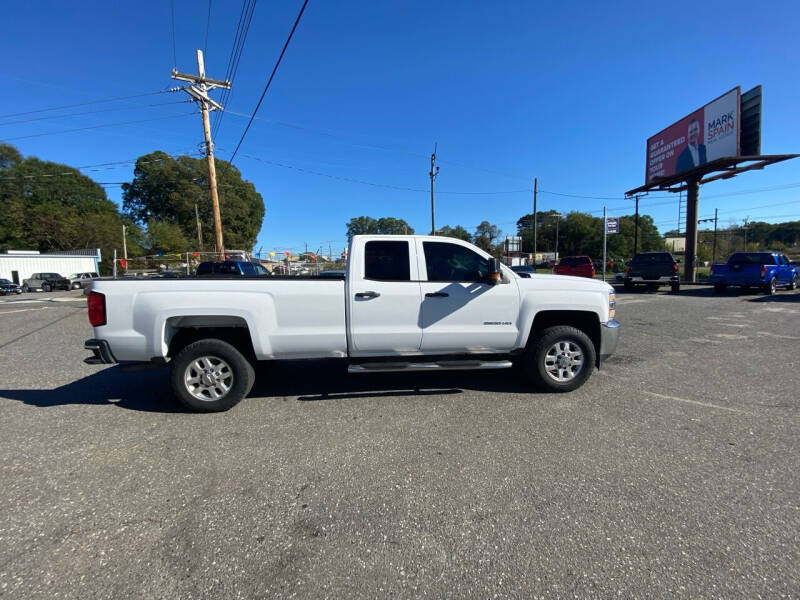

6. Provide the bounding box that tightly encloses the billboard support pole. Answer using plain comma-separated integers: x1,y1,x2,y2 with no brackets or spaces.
684,177,699,283
602,206,607,283
633,195,639,255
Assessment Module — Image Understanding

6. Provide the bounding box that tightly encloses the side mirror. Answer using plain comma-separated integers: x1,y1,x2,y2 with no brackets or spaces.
486,258,501,285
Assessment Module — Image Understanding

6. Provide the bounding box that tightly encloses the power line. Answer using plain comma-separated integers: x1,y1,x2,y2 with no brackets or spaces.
0,112,196,142
0,100,189,127
212,0,258,139
226,0,310,167
0,90,176,120
204,0,212,55
170,0,178,67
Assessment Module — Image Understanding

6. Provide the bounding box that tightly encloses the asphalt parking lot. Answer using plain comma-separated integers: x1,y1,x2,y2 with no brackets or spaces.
1,286,798,598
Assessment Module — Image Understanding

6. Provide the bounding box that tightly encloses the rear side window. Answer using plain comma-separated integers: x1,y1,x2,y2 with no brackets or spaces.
423,241,489,282
196,263,212,275
633,253,672,264
364,241,410,281
240,262,258,275
218,263,239,275
729,253,774,265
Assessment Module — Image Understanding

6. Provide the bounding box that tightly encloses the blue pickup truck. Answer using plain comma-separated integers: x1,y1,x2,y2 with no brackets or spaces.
709,252,798,295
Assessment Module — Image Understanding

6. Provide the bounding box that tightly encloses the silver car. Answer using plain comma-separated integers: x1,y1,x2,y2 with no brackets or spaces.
68,272,100,289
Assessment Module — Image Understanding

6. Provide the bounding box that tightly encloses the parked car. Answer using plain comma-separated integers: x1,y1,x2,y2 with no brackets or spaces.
84,234,619,412
624,252,680,292
709,251,798,295
22,272,71,292
68,272,100,289
0,278,22,295
554,256,596,278
511,265,536,278
196,261,271,276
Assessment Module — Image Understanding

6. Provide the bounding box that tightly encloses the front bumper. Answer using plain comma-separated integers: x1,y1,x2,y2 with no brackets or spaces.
84,339,117,364
599,320,620,364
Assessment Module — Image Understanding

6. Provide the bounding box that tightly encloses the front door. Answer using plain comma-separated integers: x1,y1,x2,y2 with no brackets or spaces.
416,240,520,353
348,239,423,355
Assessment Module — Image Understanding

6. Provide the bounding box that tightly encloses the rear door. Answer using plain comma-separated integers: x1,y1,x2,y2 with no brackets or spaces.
417,239,520,353
347,239,423,354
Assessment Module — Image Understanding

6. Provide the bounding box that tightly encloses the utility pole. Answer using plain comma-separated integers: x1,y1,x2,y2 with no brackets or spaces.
712,208,718,264
633,194,640,255
429,143,439,235
194,203,203,250
121,224,128,273
742,217,750,251
532,177,538,260
172,50,231,260
553,213,562,265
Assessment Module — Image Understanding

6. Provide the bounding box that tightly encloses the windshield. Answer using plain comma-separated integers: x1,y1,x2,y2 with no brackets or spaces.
0,279,11,284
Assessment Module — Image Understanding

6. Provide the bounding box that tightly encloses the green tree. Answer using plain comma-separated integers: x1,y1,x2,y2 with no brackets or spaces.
473,221,502,254
122,151,265,251
438,225,472,241
0,143,126,272
346,216,414,241
146,220,191,254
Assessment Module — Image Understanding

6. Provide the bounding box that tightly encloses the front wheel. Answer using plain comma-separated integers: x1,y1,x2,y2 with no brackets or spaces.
790,274,798,291
671,282,680,293
42,282,51,292
521,326,596,393
170,338,255,412
22,284,29,293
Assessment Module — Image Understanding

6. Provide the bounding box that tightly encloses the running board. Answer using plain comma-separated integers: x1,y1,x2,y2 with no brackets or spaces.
348,360,513,374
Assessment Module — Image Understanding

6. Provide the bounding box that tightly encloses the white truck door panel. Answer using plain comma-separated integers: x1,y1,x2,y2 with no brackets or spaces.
348,239,423,354
416,239,520,352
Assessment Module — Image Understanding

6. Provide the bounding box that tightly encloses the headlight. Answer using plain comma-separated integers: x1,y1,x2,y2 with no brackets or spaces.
608,292,616,320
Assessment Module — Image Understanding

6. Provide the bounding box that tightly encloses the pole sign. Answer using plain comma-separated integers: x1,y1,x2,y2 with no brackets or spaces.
645,87,741,183
605,217,619,234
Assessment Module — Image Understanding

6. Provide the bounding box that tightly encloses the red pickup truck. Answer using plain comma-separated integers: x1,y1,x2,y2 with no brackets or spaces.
553,256,596,278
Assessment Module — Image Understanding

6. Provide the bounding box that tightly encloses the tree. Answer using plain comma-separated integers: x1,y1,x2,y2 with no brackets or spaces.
122,151,265,251
146,220,191,254
0,144,126,271
438,225,472,242
473,221,502,254
346,216,414,241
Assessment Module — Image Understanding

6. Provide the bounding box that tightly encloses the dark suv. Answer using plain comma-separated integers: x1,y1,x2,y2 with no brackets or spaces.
624,252,680,293
196,261,270,276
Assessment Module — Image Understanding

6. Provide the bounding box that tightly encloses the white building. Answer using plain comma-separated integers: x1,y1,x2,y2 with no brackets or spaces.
0,249,101,285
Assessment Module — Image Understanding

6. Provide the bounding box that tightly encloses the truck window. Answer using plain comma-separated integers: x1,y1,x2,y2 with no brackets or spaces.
423,241,489,282
364,241,410,281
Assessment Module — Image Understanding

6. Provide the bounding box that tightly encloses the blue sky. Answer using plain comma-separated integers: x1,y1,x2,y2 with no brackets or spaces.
1,0,799,257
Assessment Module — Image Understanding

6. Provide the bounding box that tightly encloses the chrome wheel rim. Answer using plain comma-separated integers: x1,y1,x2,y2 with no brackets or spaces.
184,355,234,401
543,340,584,382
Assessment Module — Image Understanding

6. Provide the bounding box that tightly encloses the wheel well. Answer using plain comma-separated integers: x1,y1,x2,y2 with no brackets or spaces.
166,318,256,362
529,310,601,359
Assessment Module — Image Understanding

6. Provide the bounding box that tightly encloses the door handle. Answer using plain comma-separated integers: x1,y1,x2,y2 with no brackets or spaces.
355,291,380,299
425,292,449,298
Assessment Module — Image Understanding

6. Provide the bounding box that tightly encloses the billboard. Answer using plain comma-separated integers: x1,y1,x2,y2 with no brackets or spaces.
605,217,619,234
646,87,741,183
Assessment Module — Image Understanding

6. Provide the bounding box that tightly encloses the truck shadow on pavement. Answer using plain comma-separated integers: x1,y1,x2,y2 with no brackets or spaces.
0,360,534,412
0,367,183,413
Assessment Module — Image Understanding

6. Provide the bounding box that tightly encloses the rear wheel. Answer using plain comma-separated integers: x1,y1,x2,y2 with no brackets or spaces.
521,326,596,393
170,338,255,412
670,282,680,293
764,277,777,296
714,283,727,294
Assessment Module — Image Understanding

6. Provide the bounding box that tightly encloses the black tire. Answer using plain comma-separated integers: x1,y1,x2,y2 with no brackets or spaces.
22,284,29,293
520,325,596,393
42,282,51,292
170,338,255,412
714,283,726,294
790,274,798,291
623,281,633,291
671,282,680,293
764,277,777,296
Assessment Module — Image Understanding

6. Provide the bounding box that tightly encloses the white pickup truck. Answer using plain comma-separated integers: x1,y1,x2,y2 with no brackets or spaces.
84,235,619,411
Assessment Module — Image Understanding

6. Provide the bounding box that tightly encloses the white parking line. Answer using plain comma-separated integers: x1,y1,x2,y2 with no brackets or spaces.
0,306,52,315
642,391,753,415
